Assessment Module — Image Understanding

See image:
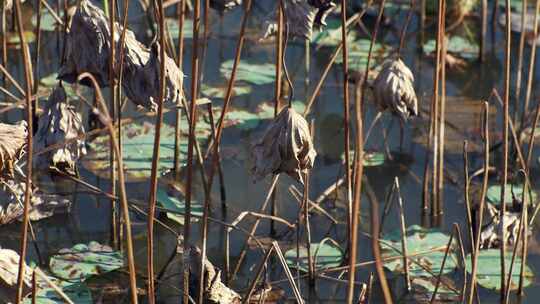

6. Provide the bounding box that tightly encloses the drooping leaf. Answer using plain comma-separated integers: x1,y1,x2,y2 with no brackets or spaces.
285,242,343,272
0,121,27,176
219,60,276,85
83,120,211,181
465,249,533,290
423,36,479,60
0,248,32,288
380,225,458,277
156,187,203,225
486,184,537,207
49,241,123,281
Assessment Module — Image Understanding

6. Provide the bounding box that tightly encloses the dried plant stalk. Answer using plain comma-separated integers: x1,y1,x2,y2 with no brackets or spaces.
34,85,86,175
251,107,316,184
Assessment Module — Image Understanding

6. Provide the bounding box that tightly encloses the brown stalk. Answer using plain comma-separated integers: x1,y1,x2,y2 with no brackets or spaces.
241,247,275,304
1,6,6,100
341,0,353,253
173,0,186,177
272,241,304,304
429,224,455,303
200,0,252,293
304,171,314,285
31,270,36,304
518,170,530,295
515,0,528,126
437,0,447,218
14,0,34,300
467,102,489,304
395,177,411,292
33,0,43,116
397,0,415,57
364,176,393,303
520,1,540,132
77,72,138,303
431,0,443,221
270,0,283,236
463,141,474,252
480,0,487,62
146,0,167,301
500,0,512,297
184,0,201,300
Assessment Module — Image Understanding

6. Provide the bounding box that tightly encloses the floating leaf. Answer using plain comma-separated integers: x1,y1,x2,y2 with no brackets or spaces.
225,101,306,131
410,276,460,303
486,184,537,207
335,39,389,74
0,121,27,176
465,249,533,290
83,121,210,181
381,225,457,277
157,187,203,225
3,31,36,47
219,60,276,85
311,18,357,47
32,9,59,32
423,36,479,60
24,281,93,304
164,18,203,39
201,83,252,98
342,151,386,167
285,242,343,272
49,241,123,281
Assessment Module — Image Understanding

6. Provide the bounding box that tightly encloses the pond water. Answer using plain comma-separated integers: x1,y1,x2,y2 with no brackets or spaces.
2,0,540,303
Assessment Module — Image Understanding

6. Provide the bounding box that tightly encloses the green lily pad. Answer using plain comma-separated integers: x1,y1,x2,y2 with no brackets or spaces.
49,241,123,281
423,36,479,60
486,184,537,207
3,31,36,47
465,249,534,290
220,60,276,85
83,120,210,181
285,242,343,272
343,151,386,167
225,101,306,131
24,281,92,304
335,39,389,74
164,18,203,40
200,83,252,98
380,225,458,277
311,19,357,47
156,187,203,225
32,9,59,32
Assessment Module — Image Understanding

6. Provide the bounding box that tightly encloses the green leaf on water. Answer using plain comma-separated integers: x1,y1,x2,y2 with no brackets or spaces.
164,18,203,39
156,187,203,225
201,83,252,98
284,242,343,272
343,151,386,167
225,101,306,131
220,60,276,85
49,241,123,282
4,31,36,46
486,184,537,207
32,9,59,32
465,249,534,290
83,121,210,181
380,225,458,277
311,19,357,47
423,36,479,60
24,281,93,304
335,39,389,73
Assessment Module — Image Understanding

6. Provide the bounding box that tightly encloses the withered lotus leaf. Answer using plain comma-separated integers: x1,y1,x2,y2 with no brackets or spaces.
34,85,86,175
60,0,183,110
0,248,32,289
261,0,317,40
372,58,418,121
251,106,316,184
0,179,71,225
0,121,27,176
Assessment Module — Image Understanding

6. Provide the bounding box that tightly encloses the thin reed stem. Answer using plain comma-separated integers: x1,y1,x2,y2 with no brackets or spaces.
174,0,186,178
437,0,446,218
14,0,34,300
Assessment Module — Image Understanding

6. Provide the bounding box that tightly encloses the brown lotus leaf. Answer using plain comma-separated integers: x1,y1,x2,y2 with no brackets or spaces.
0,248,32,290
59,0,183,110
251,107,316,184
34,85,86,175
372,58,418,121
0,121,27,176
260,0,317,40
0,179,71,225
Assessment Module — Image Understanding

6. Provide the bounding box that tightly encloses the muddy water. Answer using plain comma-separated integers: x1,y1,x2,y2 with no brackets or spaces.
2,1,540,303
